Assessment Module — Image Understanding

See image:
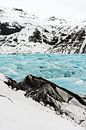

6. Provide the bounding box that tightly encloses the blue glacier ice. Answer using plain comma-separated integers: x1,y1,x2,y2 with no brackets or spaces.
0,54,86,95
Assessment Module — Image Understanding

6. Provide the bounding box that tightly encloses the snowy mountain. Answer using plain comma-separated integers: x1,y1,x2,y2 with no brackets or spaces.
0,7,86,54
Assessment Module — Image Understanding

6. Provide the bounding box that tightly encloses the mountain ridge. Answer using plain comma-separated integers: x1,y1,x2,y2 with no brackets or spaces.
0,7,86,54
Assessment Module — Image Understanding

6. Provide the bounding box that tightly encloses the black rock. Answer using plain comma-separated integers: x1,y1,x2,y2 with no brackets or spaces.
5,75,86,112
5,74,86,126
0,22,22,35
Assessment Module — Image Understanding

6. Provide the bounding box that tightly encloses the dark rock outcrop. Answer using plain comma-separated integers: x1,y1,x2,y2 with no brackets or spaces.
0,22,22,35
1,7,86,54
29,28,42,43
4,77,19,90
18,75,86,106
5,74,86,127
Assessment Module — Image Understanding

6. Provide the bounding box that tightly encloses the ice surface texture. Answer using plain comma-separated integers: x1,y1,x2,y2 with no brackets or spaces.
0,54,86,94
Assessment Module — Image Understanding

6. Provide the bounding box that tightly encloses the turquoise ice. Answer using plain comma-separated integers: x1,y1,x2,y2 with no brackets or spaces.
0,54,86,95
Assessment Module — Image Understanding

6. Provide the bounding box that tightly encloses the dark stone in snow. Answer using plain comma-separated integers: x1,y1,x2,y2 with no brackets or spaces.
5,74,86,127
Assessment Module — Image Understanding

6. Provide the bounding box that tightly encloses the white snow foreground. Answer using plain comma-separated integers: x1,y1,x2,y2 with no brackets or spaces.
0,73,85,130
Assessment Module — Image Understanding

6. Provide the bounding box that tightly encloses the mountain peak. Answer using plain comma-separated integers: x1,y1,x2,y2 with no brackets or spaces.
0,7,86,54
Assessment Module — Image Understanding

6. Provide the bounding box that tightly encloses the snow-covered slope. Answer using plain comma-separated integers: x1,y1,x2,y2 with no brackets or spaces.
0,73,85,130
0,7,86,54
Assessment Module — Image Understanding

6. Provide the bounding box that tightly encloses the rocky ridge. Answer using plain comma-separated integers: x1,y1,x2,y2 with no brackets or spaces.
0,73,84,130
5,74,86,128
0,7,86,54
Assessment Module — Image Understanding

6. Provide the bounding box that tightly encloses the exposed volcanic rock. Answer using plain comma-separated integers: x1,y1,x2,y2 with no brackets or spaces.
5,74,86,127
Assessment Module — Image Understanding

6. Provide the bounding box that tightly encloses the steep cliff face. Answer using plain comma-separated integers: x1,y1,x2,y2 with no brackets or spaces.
0,7,86,54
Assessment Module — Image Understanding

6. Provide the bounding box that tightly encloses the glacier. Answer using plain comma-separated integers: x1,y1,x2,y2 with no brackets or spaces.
0,54,86,95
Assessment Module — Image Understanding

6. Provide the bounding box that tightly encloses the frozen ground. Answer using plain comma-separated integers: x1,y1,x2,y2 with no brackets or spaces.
0,73,85,130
